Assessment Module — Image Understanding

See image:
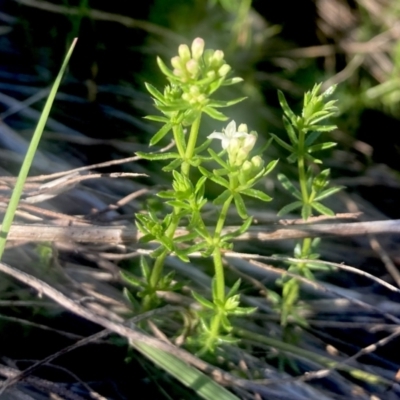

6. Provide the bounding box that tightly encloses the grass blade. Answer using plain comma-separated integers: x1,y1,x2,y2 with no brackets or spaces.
133,341,239,400
0,38,78,260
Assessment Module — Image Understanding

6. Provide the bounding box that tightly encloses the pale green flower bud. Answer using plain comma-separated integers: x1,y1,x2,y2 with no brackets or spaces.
238,160,253,185
203,49,214,65
251,155,264,171
238,123,248,133
238,156,264,185
218,64,231,77
212,50,224,64
197,94,206,103
234,132,257,165
207,70,216,79
178,44,191,61
186,59,199,76
173,68,183,77
227,137,241,165
191,38,205,60
171,56,182,70
189,85,200,95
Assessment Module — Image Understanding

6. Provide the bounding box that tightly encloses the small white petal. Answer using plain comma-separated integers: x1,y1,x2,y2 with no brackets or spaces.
207,132,225,140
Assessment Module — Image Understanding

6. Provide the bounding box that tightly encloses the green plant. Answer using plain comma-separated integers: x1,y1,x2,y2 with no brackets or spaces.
123,38,343,358
270,84,343,330
122,37,277,353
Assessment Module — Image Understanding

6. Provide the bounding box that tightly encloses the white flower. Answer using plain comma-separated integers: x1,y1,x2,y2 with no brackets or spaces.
207,121,248,150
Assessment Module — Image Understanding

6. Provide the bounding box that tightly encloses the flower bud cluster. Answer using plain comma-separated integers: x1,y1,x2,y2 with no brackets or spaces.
171,38,231,83
238,156,264,185
208,121,264,180
171,38,205,82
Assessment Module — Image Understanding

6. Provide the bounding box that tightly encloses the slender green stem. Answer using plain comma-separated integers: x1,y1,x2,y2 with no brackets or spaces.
182,114,202,176
145,207,182,309
214,196,232,238
297,129,309,206
144,114,202,309
172,124,186,158
212,247,225,303
204,310,223,351
149,251,168,289
297,128,312,270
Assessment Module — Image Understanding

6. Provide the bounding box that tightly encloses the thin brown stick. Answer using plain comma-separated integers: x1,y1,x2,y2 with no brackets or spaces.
3,219,399,244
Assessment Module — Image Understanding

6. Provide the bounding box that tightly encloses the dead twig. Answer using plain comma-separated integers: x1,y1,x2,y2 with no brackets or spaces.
2,219,399,244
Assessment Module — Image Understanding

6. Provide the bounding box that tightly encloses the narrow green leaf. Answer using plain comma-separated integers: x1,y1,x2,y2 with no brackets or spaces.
195,176,207,194
208,148,229,169
156,56,177,80
144,82,165,102
192,291,214,309
209,174,230,189
286,153,298,164
227,279,242,298
166,200,190,209
314,186,344,201
277,201,303,216
173,231,199,243
263,159,279,176
195,139,212,155
278,174,302,200
278,90,296,123
121,271,142,287
213,190,232,206
175,250,190,263
230,306,257,316
304,153,322,164
311,201,335,216
157,190,176,199
221,217,252,241
208,97,247,108
203,106,228,121
123,288,140,308
174,124,187,153
304,131,322,146
234,194,248,219
144,115,169,123
222,77,243,86
282,116,298,144
308,124,337,132
309,113,337,125
140,257,151,280
308,142,337,153
136,151,179,160
198,166,212,178
149,123,173,146
240,188,272,202
0,38,78,259
182,241,209,255
256,137,273,156
269,133,294,152
163,158,183,172
238,216,253,234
